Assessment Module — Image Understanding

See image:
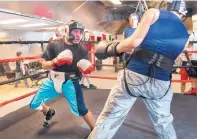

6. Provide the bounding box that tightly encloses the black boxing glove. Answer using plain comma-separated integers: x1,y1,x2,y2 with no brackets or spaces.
94,41,123,60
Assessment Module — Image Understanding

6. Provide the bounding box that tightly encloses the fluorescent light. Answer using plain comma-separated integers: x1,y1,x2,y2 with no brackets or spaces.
19,23,49,27
109,0,122,5
0,19,27,24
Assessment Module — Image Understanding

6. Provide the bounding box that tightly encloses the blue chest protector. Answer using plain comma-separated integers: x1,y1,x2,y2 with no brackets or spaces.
127,10,189,81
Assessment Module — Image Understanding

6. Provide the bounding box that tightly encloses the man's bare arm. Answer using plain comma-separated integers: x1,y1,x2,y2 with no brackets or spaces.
39,58,54,70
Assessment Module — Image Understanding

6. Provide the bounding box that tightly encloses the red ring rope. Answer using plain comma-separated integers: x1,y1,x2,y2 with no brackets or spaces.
1,50,197,108
0,56,40,63
0,90,37,108
84,75,197,83
0,75,196,108
187,51,197,53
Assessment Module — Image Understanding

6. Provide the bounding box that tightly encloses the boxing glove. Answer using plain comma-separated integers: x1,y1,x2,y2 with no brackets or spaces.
77,59,94,74
52,49,73,67
94,41,123,60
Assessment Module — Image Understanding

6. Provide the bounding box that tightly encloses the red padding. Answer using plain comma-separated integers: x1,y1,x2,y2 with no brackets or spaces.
0,56,40,63
0,90,37,108
187,51,197,54
171,80,197,83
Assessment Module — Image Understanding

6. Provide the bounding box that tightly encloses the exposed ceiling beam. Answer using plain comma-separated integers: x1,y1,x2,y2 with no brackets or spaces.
99,1,113,7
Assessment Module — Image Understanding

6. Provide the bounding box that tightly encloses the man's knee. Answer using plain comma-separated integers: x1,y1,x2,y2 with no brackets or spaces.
153,113,174,127
78,105,88,116
29,100,43,110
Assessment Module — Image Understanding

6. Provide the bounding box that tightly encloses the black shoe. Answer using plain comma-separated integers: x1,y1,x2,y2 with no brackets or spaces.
81,84,88,88
43,108,56,128
89,84,97,89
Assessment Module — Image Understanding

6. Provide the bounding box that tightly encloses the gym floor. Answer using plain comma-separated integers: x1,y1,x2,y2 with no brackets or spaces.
0,89,197,139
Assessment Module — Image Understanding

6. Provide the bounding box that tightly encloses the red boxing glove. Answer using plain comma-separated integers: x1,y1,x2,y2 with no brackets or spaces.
52,49,73,67
77,59,94,74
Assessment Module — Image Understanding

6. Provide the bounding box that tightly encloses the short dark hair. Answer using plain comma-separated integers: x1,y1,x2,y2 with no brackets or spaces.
16,51,22,57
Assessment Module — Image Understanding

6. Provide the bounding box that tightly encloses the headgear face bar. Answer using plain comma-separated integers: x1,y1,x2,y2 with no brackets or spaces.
65,20,85,44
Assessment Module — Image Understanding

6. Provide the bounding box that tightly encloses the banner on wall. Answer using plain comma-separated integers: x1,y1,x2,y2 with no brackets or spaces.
109,34,112,41
91,30,112,41
102,34,106,40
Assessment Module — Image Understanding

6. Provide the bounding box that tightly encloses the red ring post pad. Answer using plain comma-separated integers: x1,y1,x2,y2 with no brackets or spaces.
187,50,197,54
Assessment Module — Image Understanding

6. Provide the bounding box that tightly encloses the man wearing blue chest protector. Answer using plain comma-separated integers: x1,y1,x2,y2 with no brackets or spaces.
123,13,139,63
29,20,95,130
88,1,189,139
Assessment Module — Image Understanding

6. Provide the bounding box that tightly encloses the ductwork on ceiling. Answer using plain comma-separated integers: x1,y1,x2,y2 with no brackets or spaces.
0,1,141,34
98,1,137,34
0,1,196,34
0,1,107,32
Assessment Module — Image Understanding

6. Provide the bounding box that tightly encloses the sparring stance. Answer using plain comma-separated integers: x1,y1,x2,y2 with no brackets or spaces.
122,13,139,63
30,20,95,129
88,1,189,139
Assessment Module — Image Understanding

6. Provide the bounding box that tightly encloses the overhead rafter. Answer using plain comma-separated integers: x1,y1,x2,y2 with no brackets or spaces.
99,1,113,7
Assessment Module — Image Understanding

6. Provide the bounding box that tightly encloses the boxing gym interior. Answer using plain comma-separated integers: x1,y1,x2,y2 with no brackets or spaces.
0,1,197,139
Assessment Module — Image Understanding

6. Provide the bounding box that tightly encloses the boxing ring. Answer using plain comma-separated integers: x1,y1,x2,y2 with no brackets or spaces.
0,40,197,139
0,90,197,139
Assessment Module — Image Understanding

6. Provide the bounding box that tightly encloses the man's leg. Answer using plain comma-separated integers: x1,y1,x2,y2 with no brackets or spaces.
62,79,95,130
14,72,20,88
180,68,187,93
184,60,197,95
30,78,59,127
23,77,29,87
82,111,95,130
143,88,176,139
180,83,186,93
88,80,137,139
184,77,197,95
85,74,97,89
80,75,88,88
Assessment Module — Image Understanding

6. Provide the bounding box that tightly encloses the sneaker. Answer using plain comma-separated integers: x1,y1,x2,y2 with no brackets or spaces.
89,84,97,89
43,108,56,127
81,84,88,89
184,87,197,95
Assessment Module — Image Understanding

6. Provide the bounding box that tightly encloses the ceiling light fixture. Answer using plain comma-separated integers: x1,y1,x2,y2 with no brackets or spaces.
19,23,48,27
109,0,122,5
0,19,27,25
